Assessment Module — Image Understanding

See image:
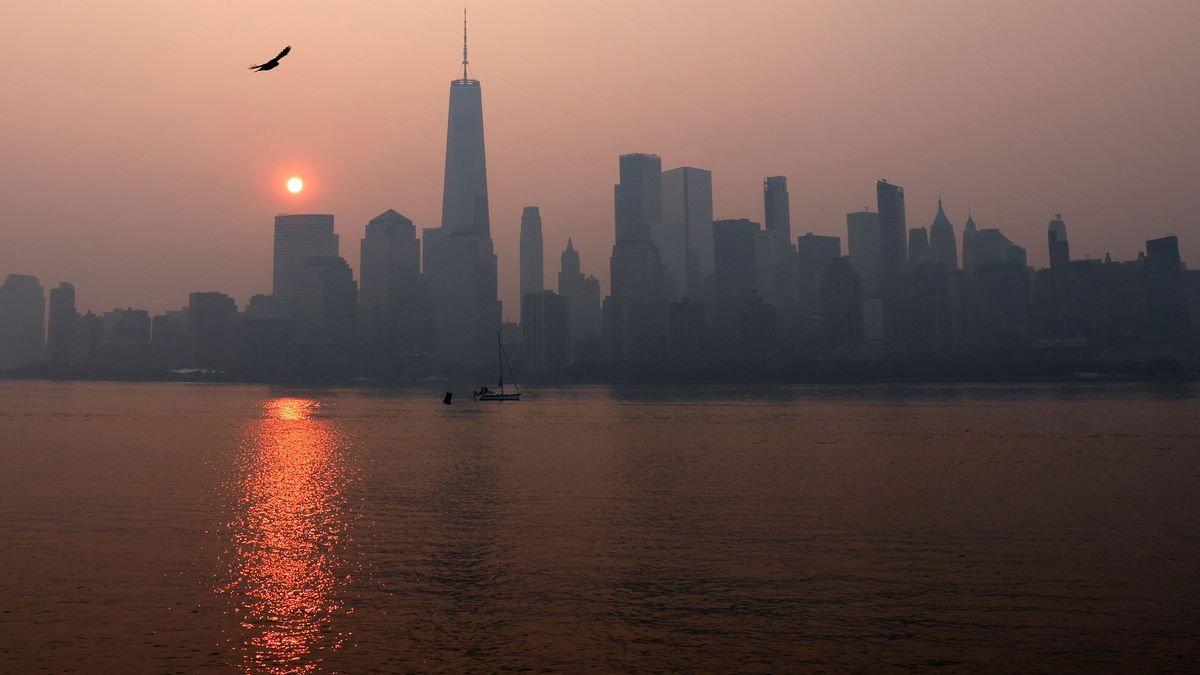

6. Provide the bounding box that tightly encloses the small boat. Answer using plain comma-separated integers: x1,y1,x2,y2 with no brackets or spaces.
474,332,522,401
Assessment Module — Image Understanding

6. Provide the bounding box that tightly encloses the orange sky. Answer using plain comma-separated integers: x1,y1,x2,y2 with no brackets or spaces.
1,0,1198,316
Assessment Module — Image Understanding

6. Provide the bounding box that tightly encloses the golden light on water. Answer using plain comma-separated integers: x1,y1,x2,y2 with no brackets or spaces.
286,177,303,194
223,397,351,674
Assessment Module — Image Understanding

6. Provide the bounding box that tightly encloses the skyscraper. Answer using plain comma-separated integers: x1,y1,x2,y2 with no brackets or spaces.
0,274,45,370
846,210,881,298
796,233,841,320
876,180,908,344
440,13,489,239
962,212,978,271
187,291,236,368
273,214,339,318
929,198,958,270
359,209,424,351
1145,235,1186,337
607,153,671,360
1048,213,1070,269
519,206,544,312
298,256,358,367
423,12,499,367
46,282,77,366
908,227,931,268
521,290,570,376
819,257,863,349
763,176,791,243
661,166,714,298
614,153,662,244
558,238,602,345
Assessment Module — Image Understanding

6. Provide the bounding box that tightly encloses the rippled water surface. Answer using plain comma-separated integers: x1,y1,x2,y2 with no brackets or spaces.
1,380,1199,672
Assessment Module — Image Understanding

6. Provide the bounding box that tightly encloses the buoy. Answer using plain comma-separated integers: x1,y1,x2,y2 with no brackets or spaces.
443,392,453,405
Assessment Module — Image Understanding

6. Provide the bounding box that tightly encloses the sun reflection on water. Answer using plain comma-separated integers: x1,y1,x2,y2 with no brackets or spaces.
223,397,352,674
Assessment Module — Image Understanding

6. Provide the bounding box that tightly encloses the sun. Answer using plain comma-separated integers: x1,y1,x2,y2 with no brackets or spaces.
286,177,303,194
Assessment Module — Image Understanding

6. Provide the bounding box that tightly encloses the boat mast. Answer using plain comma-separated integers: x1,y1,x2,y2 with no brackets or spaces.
496,331,504,390
502,336,520,394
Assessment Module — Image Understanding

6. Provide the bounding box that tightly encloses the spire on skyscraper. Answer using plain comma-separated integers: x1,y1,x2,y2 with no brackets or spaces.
929,196,957,270
461,8,470,82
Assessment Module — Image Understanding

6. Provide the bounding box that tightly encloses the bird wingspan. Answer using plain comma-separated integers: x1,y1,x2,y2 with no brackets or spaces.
275,45,291,60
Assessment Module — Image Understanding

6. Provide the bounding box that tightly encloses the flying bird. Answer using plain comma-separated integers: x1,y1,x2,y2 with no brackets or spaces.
249,45,291,72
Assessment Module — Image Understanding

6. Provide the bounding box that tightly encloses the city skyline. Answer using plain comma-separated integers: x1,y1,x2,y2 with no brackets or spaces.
2,2,1198,316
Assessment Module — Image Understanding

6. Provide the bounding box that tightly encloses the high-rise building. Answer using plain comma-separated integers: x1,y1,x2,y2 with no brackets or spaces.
608,153,671,360
0,274,45,370
964,261,1031,346
441,15,490,239
360,209,424,352
763,176,791,243
521,290,570,376
661,166,714,298
519,206,544,313
929,198,958,271
1048,213,1070,269
1145,235,1186,337
876,180,908,344
846,210,881,298
273,214,339,318
151,310,189,369
614,153,662,244
298,256,358,367
188,292,237,368
612,153,670,300
46,282,77,366
908,227,931,268
819,257,863,349
713,218,761,350
796,233,841,320
423,14,499,367
713,219,761,300
969,227,1027,269
558,238,602,346
650,218,686,302
73,311,100,366
98,308,151,370
757,177,796,329
962,212,978,271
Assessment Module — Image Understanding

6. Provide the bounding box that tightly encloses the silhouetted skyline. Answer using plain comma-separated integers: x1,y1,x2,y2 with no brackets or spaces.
3,5,1199,380
1,2,1198,317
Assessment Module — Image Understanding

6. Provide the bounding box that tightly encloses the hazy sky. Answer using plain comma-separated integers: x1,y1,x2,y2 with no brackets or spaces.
2,1,1198,316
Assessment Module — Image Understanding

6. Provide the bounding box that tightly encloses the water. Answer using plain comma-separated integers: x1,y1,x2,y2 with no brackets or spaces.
1,380,1198,672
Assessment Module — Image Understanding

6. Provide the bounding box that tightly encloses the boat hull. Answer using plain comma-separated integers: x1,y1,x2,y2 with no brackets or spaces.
476,393,521,401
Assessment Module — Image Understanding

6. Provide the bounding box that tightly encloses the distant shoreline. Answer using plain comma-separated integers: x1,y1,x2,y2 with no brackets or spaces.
2,369,1194,388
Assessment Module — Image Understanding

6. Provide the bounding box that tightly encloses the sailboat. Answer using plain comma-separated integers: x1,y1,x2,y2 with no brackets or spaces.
474,332,522,401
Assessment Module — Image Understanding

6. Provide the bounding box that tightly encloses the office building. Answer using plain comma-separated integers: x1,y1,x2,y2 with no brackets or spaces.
273,214,339,318
360,209,424,352
46,282,77,366
847,210,881,298
0,274,45,370
661,166,714,297
876,180,908,344
522,290,570,376
423,16,499,367
519,207,544,317
558,238,602,346
929,198,958,271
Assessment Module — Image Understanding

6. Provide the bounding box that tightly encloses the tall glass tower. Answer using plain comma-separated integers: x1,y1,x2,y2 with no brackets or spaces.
423,10,499,367
440,14,490,237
